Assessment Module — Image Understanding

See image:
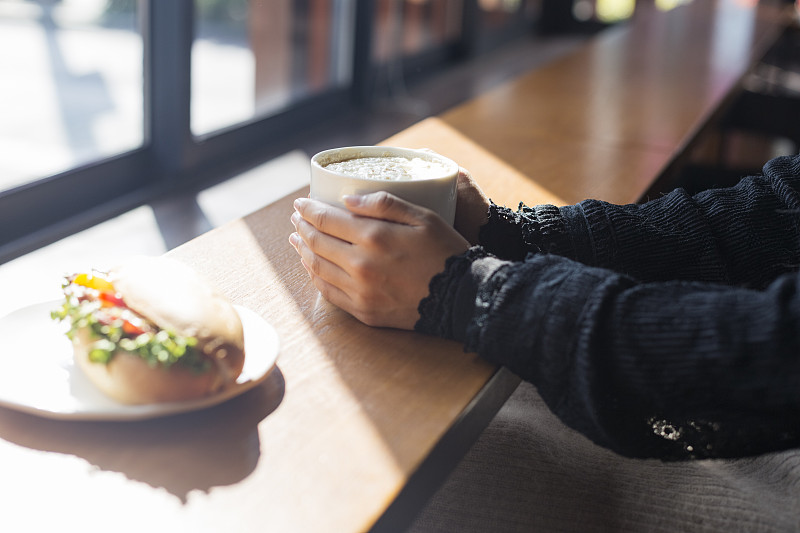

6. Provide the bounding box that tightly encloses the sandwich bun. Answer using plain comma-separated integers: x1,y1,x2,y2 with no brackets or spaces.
70,256,245,405
73,328,233,404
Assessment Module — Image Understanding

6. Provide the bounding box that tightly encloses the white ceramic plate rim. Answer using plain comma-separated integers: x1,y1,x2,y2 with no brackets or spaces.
0,301,279,421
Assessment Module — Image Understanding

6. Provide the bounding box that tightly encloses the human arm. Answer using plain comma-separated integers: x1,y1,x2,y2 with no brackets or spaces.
290,155,800,459
291,188,800,459
482,155,800,287
417,248,800,459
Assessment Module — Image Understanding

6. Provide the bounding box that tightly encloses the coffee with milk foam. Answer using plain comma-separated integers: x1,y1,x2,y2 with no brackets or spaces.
324,156,449,181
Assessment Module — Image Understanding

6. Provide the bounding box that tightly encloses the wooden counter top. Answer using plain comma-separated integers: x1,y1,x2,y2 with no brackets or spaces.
0,2,791,532
434,0,790,204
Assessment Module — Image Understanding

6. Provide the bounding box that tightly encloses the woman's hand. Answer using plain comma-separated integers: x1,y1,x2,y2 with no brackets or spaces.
454,167,490,245
290,192,469,330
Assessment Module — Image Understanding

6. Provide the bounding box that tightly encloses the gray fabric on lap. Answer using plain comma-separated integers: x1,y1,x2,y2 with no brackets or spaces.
408,382,800,532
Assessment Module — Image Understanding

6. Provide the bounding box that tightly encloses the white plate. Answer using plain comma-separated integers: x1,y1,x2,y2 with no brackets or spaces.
0,301,279,421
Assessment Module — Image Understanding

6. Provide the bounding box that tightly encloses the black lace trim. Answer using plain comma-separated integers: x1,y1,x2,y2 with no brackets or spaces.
415,246,491,339
463,261,513,354
480,201,574,261
520,203,567,254
477,202,530,261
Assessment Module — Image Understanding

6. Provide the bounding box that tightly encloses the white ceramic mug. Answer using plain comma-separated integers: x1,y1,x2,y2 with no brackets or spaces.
310,146,459,225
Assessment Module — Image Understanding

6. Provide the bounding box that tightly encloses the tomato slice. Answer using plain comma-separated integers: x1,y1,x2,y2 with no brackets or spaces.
98,290,126,308
122,319,146,335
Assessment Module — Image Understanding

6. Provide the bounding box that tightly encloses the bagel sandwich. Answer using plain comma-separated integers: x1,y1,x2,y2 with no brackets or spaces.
51,256,245,405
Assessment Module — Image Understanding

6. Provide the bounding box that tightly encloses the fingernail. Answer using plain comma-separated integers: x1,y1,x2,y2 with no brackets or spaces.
289,233,299,248
294,197,308,210
290,211,300,227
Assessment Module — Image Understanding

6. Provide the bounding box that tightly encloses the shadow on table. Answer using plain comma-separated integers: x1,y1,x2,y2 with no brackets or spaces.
0,367,285,503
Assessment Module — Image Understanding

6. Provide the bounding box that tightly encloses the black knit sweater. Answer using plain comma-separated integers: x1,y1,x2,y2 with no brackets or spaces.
416,154,800,460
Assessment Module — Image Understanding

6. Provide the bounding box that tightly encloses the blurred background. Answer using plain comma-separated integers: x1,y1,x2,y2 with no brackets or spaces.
1,0,797,266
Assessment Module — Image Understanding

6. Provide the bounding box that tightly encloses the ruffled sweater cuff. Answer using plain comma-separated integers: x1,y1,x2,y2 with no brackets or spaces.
415,246,497,342
478,201,581,261
416,201,587,342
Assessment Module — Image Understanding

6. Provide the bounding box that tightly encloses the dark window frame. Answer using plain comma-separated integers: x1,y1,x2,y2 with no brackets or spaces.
0,0,355,263
0,0,538,264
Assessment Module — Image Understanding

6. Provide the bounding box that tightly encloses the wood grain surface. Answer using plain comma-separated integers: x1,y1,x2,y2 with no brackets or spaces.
0,2,791,532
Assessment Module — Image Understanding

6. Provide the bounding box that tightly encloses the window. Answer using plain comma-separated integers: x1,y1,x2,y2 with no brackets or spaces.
0,0,544,263
192,0,356,136
0,0,142,194
473,0,539,52
372,0,464,62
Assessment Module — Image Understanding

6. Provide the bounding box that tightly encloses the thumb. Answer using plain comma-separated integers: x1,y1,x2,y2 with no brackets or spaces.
343,191,428,225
